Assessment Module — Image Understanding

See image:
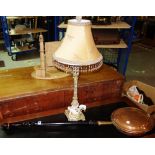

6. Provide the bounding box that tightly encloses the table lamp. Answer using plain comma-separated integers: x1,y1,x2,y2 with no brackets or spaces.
53,17,103,121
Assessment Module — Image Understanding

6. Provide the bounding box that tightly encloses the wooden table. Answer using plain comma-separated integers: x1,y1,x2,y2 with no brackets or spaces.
0,65,124,124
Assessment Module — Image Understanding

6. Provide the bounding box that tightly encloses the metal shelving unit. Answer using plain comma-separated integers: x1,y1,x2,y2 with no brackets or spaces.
1,16,136,74
0,16,47,61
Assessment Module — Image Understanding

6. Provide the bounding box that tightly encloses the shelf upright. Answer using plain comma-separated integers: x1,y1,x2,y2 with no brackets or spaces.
53,16,60,41
117,17,137,75
0,16,12,56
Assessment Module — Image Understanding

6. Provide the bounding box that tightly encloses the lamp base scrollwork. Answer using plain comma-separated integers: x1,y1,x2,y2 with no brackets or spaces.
65,104,86,121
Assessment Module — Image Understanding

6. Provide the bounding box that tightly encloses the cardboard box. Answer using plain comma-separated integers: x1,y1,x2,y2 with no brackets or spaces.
123,80,155,114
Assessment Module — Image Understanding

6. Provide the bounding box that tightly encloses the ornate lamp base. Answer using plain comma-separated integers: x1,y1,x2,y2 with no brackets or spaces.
65,105,86,121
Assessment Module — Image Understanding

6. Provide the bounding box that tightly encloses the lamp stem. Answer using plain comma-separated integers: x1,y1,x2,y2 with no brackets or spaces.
71,67,79,108
65,66,86,121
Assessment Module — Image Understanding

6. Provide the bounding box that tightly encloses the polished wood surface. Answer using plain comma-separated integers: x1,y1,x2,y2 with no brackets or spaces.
45,41,61,67
0,65,123,100
9,28,47,36
0,65,124,124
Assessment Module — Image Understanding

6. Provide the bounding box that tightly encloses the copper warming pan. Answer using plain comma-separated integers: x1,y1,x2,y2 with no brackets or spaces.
2,107,155,137
111,107,154,136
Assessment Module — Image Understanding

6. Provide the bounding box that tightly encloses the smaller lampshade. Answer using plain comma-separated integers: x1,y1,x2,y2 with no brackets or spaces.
53,19,103,73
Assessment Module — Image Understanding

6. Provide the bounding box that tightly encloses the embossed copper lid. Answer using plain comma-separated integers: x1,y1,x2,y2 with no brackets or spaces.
111,107,154,136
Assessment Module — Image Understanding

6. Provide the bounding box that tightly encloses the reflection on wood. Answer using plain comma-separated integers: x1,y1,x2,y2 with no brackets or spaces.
0,65,124,124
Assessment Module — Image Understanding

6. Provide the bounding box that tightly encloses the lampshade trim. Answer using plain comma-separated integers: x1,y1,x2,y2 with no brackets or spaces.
53,59,103,73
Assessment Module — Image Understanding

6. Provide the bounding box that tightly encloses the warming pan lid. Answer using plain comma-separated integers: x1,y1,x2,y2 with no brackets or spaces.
111,107,154,136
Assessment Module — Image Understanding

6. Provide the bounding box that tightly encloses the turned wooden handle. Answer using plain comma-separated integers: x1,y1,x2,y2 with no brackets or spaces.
97,121,113,126
2,120,113,129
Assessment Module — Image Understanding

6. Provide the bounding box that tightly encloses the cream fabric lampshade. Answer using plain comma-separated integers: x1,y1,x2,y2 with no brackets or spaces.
53,19,103,72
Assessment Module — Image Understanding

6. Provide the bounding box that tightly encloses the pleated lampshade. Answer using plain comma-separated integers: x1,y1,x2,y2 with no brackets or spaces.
53,19,103,73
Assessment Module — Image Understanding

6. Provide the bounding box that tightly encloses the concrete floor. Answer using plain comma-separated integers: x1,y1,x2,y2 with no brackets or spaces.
0,50,40,70
126,43,155,87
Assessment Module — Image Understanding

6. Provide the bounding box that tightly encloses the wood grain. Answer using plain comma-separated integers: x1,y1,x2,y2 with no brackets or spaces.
0,65,124,124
